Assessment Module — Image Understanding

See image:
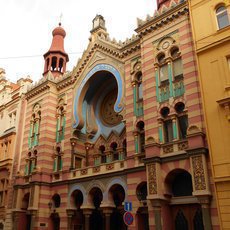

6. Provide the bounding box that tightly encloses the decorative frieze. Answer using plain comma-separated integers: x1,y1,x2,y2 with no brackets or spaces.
148,163,157,195
192,156,206,190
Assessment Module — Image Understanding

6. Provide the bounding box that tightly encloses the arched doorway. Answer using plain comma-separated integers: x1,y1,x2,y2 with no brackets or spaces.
89,187,103,230
109,184,127,230
136,182,149,230
71,189,84,230
165,169,204,230
19,192,31,230
50,213,60,230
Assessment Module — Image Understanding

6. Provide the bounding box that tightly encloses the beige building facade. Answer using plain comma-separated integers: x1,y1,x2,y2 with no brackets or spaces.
188,0,230,228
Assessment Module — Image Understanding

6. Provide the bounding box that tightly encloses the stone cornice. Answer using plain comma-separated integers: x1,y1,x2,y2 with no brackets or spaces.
26,80,53,100
135,1,188,37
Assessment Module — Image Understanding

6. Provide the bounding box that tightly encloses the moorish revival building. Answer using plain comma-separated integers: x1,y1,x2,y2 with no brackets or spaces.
0,0,222,229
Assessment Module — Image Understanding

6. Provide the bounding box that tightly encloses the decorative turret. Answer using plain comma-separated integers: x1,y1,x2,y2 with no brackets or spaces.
43,23,69,77
90,15,108,42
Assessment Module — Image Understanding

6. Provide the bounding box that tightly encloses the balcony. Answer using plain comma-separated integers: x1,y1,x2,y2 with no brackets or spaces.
71,151,126,178
162,139,188,154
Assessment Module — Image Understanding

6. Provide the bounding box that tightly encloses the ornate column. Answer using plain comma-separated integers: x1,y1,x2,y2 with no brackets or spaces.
102,207,113,230
84,142,92,167
83,208,93,230
66,209,75,230
188,149,212,230
70,137,77,170
29,210,37,230
146,161,165,230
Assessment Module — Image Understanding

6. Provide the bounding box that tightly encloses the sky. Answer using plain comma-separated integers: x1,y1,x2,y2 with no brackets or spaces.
0,0,156,83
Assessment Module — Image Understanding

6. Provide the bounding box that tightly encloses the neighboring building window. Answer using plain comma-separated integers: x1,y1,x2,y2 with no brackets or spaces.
216,5,230,29
227,56,230,71
0,179,8,207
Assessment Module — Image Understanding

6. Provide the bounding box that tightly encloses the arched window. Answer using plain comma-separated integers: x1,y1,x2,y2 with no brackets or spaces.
137,73,143,100
175,102,188,139
51,56,57,71
58,58,64,72
216,5,230,29
110,142,118,161
158,53,168,82
171,47,183,79
56,105,66,143
29,104,41,148
99,145,106,163
53,146,62,172
136,121,145,154
161,107,173,143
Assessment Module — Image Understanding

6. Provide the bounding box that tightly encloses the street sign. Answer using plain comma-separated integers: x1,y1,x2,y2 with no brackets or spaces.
123,211,134,226
124,201,132,211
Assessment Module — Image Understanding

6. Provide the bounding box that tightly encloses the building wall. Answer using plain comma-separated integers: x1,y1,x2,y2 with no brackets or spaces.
188,0,230,228
4,1,224,229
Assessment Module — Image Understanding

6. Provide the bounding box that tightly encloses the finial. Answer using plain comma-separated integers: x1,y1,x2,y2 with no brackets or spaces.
59,13,63,26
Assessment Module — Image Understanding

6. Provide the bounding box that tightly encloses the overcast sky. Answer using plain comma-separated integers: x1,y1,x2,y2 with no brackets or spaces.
0,0,156,82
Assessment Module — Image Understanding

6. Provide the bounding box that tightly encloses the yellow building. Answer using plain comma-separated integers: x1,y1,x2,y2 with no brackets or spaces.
188,0,230,228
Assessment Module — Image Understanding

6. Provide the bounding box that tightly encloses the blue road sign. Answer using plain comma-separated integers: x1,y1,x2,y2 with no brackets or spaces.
123,211,134,226
124,201,132,211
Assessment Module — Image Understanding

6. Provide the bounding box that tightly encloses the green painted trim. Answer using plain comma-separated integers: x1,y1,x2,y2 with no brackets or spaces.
155,70,160,102
53,158,57,172
173,121,178,139
133,87,137,116
168,63,173,97
56,117,60,142
135,137,139,153
159,126,163,143
60,158,63,170
28,123,33,148
61,116,66,140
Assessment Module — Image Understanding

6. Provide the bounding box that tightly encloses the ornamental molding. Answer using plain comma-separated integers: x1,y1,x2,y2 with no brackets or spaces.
135,2,188,37
191,155,206,191
148,163,157,195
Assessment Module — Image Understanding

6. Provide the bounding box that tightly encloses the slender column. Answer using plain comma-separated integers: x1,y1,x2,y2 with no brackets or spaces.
66,209,75,230
197,196,212,230
102,208,113,230
70,137,77,170
151,199,163,230
172,117,178,140
85,143,92,167
83,209,93,230
154,65,160,102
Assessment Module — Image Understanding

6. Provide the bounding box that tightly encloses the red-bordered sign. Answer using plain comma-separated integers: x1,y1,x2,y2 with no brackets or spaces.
123,211,134,226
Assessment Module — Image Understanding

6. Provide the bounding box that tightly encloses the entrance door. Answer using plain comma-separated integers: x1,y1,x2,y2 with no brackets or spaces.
172,204,204,230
